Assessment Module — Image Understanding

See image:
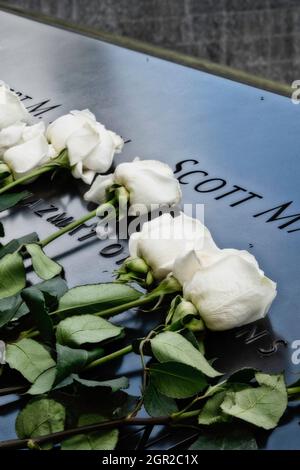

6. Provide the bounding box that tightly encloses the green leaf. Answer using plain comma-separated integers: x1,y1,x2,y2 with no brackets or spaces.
221,372,288,430
61,414,118,450
149,362,207,399
18,277,68,320
0,232,38,259
29,344,107,394
144,380,178,417
73,375,129,392
22,287,54,343
6,338,55,383
56,314,122,347
0,252,25,299
8,277,67,324
54,344,104,386
37,276,68,304
0,294,23,328
189,430,258,450
26,243,62,280
198,391,232,425
0,190,30,213
28,367,56,395
16,398,65,448
57,283,142,318
151,332,221,378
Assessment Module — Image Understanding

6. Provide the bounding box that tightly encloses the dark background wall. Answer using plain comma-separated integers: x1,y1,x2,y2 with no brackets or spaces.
2,0,299,84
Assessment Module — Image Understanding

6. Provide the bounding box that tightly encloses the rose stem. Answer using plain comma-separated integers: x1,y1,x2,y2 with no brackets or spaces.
0,164,54,195
84,344,133,370
21,277,181,340
0,415,183,450
0,149,69,196
39,208,98,248
0,408,205,450
287,386,300,396
21,294,161,340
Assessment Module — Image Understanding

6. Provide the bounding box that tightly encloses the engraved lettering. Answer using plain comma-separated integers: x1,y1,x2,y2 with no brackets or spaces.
78,230,97,242
195,178,226,193
69,222,97,236
253,201,300,229
215,185,247,200
235,323,269,344
178,170,209,185
47,212,74,228
100,243,124,258
26,99,62,117
230,191,263,207
19,95,32,102
34,205,58,217
258,339,287,356
174,159,199,174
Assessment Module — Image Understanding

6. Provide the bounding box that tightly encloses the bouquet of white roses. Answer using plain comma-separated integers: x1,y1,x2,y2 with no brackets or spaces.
0,84,299,451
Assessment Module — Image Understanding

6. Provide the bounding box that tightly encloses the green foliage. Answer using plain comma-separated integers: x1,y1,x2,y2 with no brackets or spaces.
15,398,65,449
26,243,62,280
0,252,25,298
22,287,54,343
151,331,221,378
0,191,31,213
56,314,122,347
221,372,287,430
144,380,178,417
6,338,55,383
189,429,258,450
61,414,118,450
149,362,207,399
57,283,142,318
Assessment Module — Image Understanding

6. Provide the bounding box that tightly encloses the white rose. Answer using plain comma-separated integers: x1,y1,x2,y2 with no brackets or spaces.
3,122,56,179
128,212,218,280
46,110,124,184
0,121,26,156
0,83,30,129
173,249,277,331
84,158,182,215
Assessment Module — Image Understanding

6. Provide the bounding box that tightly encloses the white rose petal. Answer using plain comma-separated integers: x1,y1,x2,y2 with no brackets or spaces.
3,122,54,179
84,174,115,203
114,158,182,215
47,110,124,182
174,250,277,331
0,83,30,129
0,122,26,155
46,109,95,152
129,212,218,280
84,158,182,215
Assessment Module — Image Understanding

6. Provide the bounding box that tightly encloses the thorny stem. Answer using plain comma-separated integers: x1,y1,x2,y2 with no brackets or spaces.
0,416,172,450
0,408,207,450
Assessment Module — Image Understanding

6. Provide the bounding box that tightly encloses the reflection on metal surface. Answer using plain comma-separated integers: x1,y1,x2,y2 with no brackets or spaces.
0,10,300,449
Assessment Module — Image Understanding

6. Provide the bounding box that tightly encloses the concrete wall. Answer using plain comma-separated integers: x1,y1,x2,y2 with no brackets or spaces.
2,0,300,84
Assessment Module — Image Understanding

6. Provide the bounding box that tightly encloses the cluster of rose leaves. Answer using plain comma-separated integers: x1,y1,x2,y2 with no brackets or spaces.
0,86,299,450
0,202,299,451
